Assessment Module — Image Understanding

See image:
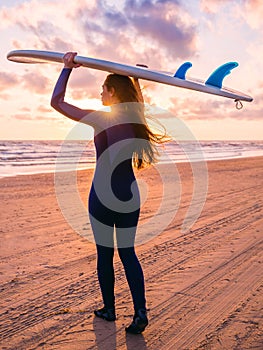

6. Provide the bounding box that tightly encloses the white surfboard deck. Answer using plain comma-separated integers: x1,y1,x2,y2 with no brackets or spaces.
7,50,253,102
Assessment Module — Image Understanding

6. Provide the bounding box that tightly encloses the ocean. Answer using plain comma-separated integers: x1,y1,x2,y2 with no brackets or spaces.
1,140,263,178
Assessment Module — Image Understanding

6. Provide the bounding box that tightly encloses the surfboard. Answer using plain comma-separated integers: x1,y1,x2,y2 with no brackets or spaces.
7,49,253,103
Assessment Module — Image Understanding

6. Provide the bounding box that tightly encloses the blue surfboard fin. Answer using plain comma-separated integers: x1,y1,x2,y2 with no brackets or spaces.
205,62,238,88
174,62,192,79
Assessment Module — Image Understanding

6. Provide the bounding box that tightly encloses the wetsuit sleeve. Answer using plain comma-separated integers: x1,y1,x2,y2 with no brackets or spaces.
50,68,99,126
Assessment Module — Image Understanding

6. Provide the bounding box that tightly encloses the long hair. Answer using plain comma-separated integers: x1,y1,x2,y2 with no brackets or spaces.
104,74,169,169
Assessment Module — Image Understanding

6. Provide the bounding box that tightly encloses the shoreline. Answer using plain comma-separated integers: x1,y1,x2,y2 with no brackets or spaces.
1,153,263,180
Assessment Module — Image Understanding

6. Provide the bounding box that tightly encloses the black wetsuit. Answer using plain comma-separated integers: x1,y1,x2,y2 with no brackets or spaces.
51,68,146,311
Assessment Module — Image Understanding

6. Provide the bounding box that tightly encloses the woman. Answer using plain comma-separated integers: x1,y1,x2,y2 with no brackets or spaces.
51,52,166,334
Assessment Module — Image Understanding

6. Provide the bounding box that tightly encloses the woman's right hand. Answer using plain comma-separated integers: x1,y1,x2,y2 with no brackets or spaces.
63,52,82,69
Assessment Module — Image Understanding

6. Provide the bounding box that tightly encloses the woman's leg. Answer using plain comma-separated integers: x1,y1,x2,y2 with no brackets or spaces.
117,243,146,312
91,218,116,321
115,209,148,333
96,243,115,309
89,214,115,310
115,219,146,312
89,185,116,310
116,230,148,333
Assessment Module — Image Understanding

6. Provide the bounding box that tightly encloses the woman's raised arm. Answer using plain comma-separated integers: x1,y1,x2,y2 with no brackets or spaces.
50,52,99,126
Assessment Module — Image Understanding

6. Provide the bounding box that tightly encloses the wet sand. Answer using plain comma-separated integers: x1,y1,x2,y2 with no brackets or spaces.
0,157,262,349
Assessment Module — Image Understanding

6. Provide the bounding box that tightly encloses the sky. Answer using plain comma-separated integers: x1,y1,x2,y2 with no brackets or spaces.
0,0,262,140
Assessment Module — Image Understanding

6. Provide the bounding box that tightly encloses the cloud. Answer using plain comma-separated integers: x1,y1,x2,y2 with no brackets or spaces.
227,92,263,120
67,68,101,99
0,1,63,29
200,0,263,30
12,113,33,120
74,0,198,65
0,1,80,52
241,0,263,29
124,0,196,58
22,71,50,94
167,96,228,120
12,106,57,121
12,18,74,52
0,93,10,100
1,0,196,83
37,105,52,113
2,0,198,70
166,94,262,121
21,107,31,112
12,113,54,122
200,0,230,14
0,72,19,92
0,69,52,97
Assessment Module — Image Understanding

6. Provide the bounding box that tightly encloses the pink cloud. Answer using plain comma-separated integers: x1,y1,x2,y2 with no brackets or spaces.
2,0,198,73
0,93,10,100
242,0,263,29
12,113,33,120
22,72,50,94
12,113,53,121
72,0,198,66
0,69,53,97
68,69,100,94
167,97,226,120
0,72,19,92
167,95,262,121
124,0,197,58
0,69,52,97
20,107,31,112
37,105,52,113
200,0,263,29
227,92,263,120
200,0,230,13
12,107,55,121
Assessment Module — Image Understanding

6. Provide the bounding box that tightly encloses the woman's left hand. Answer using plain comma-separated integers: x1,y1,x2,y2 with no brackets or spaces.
63,52,82,69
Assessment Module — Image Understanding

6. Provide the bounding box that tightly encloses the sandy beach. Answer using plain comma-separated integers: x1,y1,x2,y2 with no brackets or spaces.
0,156,262,350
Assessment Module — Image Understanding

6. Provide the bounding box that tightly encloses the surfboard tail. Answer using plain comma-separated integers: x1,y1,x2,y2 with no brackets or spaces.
205,62,238,88
174,62,192,79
